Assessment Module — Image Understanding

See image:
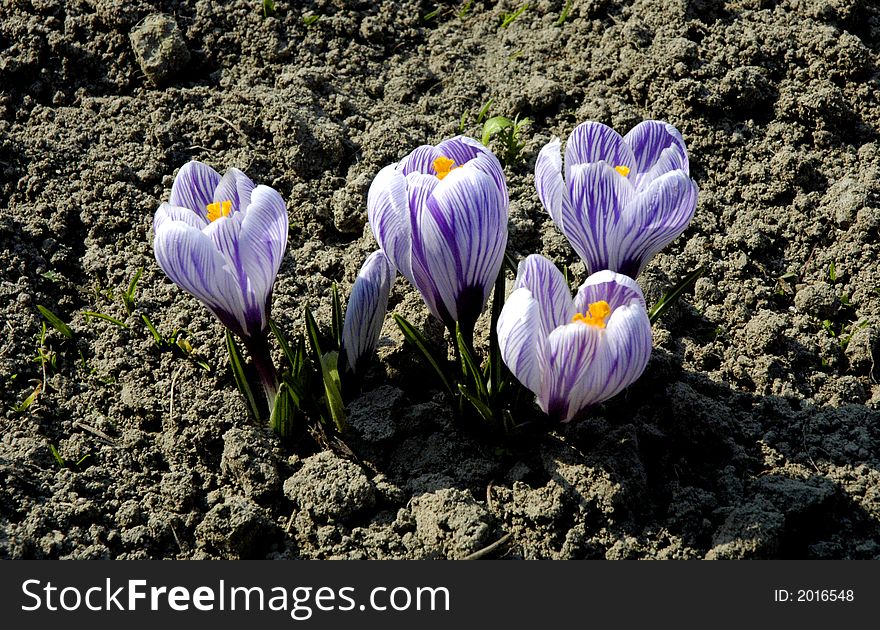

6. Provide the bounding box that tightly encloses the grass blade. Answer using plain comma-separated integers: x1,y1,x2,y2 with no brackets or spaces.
13,382,41,413
226,330,262,421
270,381,298,439
122,267,142,314
649,266,706,324
331,282,343,350
320,351,346,432
393,313,453,396
268,318,296,368
141,314,163,345
456,324,488,401
304,307,323,368
37,305,73,340
457,384,494,423
82,311,129,329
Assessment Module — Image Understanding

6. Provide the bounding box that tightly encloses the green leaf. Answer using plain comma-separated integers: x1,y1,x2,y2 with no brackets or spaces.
476,98,493,124
270,381,298,439
226,330,262,421
500,3,529,28
13,383,41,413
304,307,323,367
331,282,344,350
293,334,307,379
648,266,706,324
393,313,453,396
141,314,163,345
488,267,505,397
557,0,573,25
320,351,346,432
457,384,494,423
82,311,129,329
48,444,66,469
263,0,276,18
482,116,514,146
122,267,142,315
268,319,296,369
456,324,488,400
37,305,73,340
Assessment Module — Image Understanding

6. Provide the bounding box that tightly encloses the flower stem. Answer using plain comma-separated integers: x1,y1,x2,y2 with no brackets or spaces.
243,332,279,409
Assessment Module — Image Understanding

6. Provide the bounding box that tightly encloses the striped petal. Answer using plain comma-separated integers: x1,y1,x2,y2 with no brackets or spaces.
341,250,396,374
563,162,635,275
537,323,603,422
623,120,689,181
497,287,548,395
541,272,652,422
398,145,440,176
534,138,572,227
169,161,221,221
564,121,636,181
616,170,698,277
439,136,506,195
237,185,289,330
213,168,256,212
513,254,575,335
153,202,208,234
368,164,415,284
410,165,507,331
153,220,248,335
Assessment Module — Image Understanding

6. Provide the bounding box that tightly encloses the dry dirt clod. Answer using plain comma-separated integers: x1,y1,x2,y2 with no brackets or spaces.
129,14,190,87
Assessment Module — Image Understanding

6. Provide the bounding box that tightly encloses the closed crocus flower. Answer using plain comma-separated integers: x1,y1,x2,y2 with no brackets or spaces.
340,250,396,376
497,254,652,422
535,120,697,278
153,161,288,399
367,136,508,343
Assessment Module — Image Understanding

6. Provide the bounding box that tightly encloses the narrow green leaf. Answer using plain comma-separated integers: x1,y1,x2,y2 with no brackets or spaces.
648,266,706,324
476,98,493,124
488,267,505,397
141,314,163,345
393,313,453,395
331,282,344,350
82,311,129,329
270,381,298,439
226,330,262,421
37,305,73,340
268,318,296,368
320,351,346,432
456,324,488,401
457,384,494,423
557,0,573,25
293,334,307,379
49,444,66,469
122,267,142,314
13,383,41,413
304,307,323,367
482,116,514,146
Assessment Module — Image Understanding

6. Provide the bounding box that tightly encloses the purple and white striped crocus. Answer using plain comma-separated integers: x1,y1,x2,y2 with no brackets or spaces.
535,120,698,278
153,161,288,400
367,135,508,343
497,254,652,422
340,250,396,376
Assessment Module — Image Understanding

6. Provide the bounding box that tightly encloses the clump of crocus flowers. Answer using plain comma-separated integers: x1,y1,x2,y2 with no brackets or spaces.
152,118,695,434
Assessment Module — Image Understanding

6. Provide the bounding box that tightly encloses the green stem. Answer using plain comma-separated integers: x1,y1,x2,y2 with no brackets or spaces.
243,332,278,409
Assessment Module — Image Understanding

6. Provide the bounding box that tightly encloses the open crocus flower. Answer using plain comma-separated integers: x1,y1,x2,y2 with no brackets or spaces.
535,120,698,278
367,135,508,343
153,161,288,399
340,250,396,376
497,254,652,422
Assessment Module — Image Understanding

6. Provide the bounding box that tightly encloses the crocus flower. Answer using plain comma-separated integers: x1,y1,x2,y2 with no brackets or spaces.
367,135,508,343
340,250,396,376
153,161,288,399
497,254,652,422
535,120,698,278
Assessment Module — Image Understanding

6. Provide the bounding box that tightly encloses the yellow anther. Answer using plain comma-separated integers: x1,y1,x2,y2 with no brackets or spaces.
206,200,232,222
615,165,631,177
433,156,459,180
572,300,612,328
